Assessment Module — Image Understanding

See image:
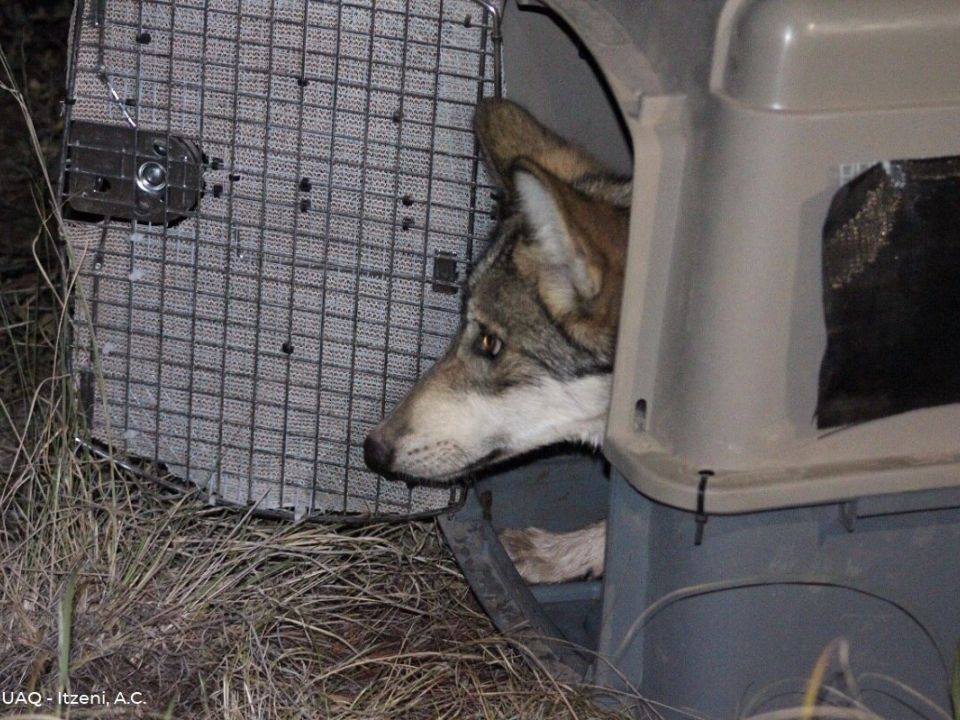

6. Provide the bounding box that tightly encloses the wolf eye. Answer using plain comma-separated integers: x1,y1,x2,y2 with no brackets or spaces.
476,332,503,359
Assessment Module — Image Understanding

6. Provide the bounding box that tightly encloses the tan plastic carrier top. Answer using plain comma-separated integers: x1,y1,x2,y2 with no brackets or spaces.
534,0,960,512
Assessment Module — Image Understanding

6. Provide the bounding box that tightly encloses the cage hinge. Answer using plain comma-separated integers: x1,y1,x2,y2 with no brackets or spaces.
64,121,204,225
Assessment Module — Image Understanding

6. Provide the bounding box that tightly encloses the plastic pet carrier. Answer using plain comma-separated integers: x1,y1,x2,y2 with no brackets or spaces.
439,1,960,717
60,0,502,520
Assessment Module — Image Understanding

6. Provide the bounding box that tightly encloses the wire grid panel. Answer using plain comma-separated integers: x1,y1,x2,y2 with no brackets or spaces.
63,0,499,519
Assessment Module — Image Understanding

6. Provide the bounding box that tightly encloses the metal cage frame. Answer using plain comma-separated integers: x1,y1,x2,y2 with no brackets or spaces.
60,0,503,522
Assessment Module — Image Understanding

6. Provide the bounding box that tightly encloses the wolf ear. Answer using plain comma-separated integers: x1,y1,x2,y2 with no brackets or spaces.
512,159,602,314
474,99,603,193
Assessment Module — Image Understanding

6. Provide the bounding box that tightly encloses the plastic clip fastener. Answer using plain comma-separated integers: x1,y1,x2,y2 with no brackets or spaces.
694,471,712,546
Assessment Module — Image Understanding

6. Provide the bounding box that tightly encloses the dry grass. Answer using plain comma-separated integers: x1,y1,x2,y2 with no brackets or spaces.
0,438,627,719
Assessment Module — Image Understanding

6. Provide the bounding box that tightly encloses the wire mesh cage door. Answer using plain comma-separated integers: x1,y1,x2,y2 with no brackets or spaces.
60,0,502,520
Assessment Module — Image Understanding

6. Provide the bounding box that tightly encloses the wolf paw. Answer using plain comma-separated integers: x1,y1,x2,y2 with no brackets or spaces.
499,521,606,584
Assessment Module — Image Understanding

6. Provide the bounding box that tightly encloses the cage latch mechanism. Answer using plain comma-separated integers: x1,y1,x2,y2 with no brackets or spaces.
64,121,203,225
432,251,459,294
694,470,712,546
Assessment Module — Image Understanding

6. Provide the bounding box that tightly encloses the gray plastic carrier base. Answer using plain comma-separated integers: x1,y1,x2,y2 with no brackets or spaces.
441,459,960,718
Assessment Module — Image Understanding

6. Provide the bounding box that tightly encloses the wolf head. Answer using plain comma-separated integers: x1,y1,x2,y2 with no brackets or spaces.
364,100,631,482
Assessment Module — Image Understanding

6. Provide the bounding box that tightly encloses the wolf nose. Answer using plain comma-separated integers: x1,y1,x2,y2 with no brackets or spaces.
363,430,394,474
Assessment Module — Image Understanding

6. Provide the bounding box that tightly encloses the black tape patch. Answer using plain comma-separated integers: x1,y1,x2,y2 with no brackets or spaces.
817,156,960,428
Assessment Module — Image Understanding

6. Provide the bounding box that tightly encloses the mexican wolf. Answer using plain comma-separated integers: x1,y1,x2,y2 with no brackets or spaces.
364,99,630,583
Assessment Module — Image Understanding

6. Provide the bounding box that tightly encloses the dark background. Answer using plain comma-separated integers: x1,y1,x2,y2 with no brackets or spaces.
1,0,72,466
0,0,72,272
